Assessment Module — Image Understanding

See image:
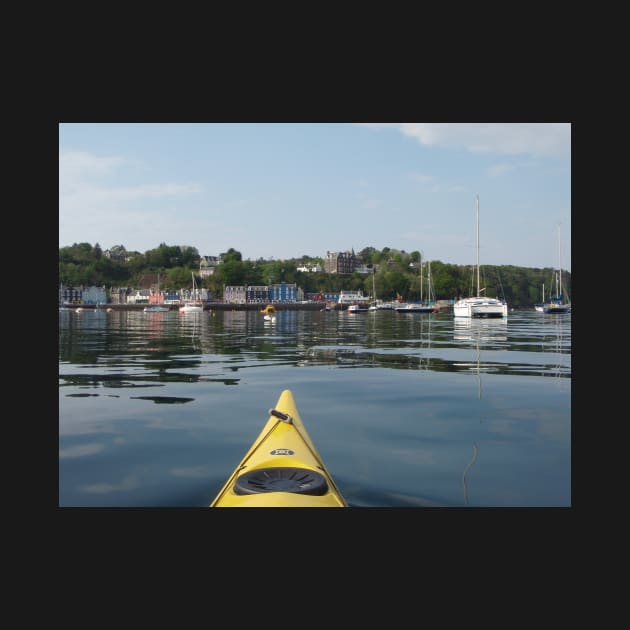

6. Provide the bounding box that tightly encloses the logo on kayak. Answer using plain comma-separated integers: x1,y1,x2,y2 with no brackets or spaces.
270,448,294,455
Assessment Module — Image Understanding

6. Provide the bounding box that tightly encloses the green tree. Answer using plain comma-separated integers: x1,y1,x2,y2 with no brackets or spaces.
222,260,246,286
221,248,242,263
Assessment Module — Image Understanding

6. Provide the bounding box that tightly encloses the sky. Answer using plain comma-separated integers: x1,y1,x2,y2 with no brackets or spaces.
59,123,571,271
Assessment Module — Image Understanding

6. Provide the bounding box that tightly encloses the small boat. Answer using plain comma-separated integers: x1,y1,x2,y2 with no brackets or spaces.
144,305,169,313
543,302,571,314
347,304,369,313
179,303,204,313
210,389,347,507
394,303,437,313
375,301,396,310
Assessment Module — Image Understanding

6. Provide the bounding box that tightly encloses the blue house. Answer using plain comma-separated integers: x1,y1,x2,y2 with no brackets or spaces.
269,282,297,302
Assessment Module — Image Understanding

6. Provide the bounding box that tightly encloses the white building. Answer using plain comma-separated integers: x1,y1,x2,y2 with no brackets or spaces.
297,263,323,273
337,290,370,305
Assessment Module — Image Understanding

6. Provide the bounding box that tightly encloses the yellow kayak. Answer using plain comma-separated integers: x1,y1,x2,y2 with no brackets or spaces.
210,389,347,507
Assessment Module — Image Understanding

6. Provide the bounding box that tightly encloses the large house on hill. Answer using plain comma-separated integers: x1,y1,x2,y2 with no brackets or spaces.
200,255,222,277
324,250,359,274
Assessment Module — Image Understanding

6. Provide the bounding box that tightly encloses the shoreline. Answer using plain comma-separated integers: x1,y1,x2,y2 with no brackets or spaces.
59,302,334,312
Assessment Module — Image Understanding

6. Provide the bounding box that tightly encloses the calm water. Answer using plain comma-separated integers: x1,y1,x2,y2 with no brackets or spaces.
58,307,571,508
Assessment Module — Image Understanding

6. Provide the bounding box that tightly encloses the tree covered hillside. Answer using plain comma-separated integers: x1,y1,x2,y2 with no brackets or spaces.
59,242,571,309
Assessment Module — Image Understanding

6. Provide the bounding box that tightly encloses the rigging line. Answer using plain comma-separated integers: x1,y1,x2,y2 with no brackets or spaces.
495,267,507,302
462,442,479,506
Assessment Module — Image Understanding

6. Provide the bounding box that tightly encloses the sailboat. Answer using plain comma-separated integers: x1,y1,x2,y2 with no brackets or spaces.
395,258,438,313
542,225,571,314
453,195,508,318
368,269,379,311
144,273,169,312
179,272,204,314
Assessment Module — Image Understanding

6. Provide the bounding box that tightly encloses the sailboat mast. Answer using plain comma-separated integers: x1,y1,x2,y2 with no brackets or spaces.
557,224,562,300
420,253,423,303
476,194,480,296
372,268,376,302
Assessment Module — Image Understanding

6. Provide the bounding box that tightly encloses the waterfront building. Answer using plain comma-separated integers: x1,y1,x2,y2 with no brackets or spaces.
337,290,370,305
269,282,298,302
223,286,247,304
246,285,270,303
81,285,108,305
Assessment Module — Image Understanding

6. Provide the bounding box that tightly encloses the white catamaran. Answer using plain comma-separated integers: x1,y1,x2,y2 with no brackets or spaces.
453,195,508,318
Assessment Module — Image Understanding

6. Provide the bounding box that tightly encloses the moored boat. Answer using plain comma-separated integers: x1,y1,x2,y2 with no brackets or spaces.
144,305,169,313
210,389,347,507
395,302,438,313
347,304,369,313
543,301,571,314
541,225,571,314
179,272,204,313
453,195,508,318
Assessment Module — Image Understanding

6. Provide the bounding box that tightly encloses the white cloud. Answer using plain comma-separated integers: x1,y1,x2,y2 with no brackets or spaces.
409,173,435,184
360,123,570,158
60,149,204,249
60,150,127,183
488,163,514,177
60,149,201,201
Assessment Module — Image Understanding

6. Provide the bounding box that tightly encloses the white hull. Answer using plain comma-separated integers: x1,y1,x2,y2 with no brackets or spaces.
395,303,437,313
179,303,204,313
180,272,204,313
455,195,508,319
453,297,508,318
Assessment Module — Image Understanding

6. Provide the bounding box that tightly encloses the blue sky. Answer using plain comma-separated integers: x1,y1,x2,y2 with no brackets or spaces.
59,123,571,271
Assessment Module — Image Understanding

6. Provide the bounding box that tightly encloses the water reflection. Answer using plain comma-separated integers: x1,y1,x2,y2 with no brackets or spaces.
462,443,479,506
59,308,571,384
59,308,572,507
453,317,508,344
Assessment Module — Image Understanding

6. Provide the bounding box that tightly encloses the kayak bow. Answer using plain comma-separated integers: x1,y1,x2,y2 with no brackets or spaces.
210,389,347,507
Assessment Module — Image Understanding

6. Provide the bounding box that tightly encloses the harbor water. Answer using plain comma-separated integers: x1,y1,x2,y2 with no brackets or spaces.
58,307,571,508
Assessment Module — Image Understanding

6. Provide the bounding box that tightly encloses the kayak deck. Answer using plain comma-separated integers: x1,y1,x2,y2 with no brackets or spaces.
210,389,347,507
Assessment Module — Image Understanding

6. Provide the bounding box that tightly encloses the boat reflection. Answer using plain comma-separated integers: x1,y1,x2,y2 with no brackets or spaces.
453,319,500,506
453,317,507,343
